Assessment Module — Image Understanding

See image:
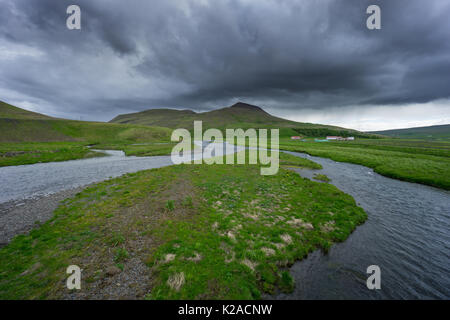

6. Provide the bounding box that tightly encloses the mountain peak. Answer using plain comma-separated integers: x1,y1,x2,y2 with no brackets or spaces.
229,102,265,112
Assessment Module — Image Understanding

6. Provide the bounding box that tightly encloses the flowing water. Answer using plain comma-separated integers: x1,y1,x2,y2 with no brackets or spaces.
275,151,450,300
0,146,448,299
0,150,172,203
0,142,244,203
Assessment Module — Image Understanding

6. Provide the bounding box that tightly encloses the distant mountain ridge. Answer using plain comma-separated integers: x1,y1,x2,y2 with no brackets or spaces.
370,124,450,140
0,100,380,140
110,102,375,138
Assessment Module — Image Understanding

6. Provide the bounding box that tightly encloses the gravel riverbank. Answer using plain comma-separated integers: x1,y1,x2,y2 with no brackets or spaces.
0,187,87,246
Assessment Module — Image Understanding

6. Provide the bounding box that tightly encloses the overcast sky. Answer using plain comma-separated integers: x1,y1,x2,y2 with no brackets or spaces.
1,0,449,131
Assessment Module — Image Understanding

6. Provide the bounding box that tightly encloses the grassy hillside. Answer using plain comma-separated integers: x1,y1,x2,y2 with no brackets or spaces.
370,124,450,141
0,100,53,120
0,118,171,144
111,102,376,138
0,102,173,166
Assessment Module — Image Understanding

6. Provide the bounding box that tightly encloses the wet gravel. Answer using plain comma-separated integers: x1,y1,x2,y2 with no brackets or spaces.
0,187,86,246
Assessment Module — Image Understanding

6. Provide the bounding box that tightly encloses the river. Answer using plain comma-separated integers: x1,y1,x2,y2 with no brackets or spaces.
275,151,450,300
0,146,449,299
0,142,243,203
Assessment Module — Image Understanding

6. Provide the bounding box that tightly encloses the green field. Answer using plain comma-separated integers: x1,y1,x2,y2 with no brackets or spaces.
0,154,365,299
93,142,192,158
0,142,106,167
278,138,450,190
0,101,174,166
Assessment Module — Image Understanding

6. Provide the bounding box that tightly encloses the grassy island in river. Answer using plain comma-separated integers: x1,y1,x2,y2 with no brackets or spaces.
0,154,366,299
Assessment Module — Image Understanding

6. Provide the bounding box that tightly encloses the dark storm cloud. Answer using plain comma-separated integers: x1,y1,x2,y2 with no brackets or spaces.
0,0,449,121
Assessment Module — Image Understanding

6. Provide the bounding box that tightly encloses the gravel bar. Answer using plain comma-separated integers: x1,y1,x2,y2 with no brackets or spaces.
0,187,87,246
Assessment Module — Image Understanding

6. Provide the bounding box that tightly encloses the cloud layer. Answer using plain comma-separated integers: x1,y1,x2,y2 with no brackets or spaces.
0,0,449,129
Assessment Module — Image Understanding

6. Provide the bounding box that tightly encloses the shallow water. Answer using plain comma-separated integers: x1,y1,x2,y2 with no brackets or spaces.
276,151,450,300
0,141,243,203
0,150,172,203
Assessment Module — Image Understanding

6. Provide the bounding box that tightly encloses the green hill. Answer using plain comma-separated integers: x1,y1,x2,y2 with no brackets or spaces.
0,100,171,144
370,124,450,141
110,102,376,138
0,101,174,166
0,100,54,120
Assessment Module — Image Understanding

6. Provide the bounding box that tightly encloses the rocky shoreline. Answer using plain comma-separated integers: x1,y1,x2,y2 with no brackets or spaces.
0,187,87,246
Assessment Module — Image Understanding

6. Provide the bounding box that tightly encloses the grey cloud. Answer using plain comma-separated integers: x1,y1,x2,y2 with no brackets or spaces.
0,0,449,121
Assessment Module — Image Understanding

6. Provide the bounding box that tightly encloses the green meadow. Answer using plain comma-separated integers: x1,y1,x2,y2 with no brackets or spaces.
0,118,173,166
0,142,104,167
278,138,450,190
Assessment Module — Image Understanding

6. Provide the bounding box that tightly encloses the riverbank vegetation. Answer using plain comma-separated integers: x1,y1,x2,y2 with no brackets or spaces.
89,142,178,157
314,174,331,183
0,155,365,299
279,138,450,190
0,142,105,167
0,119,173,166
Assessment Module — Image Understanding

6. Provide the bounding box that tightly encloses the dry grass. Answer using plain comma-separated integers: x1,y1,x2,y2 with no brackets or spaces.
167,272,185,291
241,259,258,271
